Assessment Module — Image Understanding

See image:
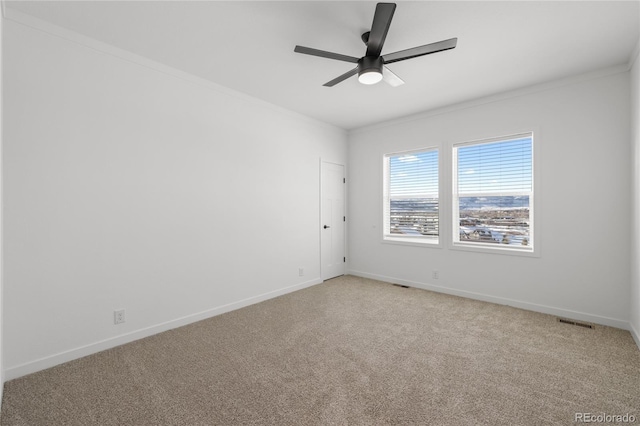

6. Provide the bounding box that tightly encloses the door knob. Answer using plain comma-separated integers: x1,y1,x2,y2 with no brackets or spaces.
324,225,330,229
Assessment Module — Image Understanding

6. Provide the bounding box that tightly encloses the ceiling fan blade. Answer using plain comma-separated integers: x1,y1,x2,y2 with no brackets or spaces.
294,46,359,63
323,67,360,87
382,66,404,87
382,38,457,64
365,3,396,57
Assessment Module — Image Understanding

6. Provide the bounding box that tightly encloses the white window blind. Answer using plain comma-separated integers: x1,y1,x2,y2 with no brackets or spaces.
453,134,533,250
384,149,439,243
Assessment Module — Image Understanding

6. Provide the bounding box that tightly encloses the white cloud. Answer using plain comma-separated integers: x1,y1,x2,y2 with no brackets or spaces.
399,155,419,162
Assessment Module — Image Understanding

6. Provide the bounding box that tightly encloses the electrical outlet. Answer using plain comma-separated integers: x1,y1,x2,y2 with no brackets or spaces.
432,270,439,280
114,309,125,325
299,267,304,277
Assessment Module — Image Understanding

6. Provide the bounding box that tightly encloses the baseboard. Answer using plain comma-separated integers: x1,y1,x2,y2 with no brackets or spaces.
630,322,640,351
4,277,323,381
348,270,630,330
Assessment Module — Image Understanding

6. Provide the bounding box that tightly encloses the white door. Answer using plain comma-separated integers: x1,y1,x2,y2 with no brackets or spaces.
321,162,345,280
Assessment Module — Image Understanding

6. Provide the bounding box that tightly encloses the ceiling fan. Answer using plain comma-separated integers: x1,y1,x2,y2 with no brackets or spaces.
294,2,457,87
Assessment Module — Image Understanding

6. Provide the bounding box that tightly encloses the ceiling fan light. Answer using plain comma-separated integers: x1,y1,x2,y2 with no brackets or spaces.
357,56,384,85
358,70,383,85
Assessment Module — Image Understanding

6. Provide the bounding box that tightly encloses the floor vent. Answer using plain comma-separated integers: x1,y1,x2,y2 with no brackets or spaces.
393,284,410,289
557,318,594,329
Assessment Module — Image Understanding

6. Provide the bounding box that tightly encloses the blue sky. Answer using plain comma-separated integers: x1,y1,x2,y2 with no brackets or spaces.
389,150,438,197
457,136,532,194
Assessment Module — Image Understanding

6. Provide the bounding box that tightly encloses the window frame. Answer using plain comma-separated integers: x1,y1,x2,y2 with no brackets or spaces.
382,147,442,248
451,132,537,257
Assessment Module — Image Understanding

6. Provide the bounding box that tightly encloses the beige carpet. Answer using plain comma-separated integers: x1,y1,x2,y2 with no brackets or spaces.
1,275,639,425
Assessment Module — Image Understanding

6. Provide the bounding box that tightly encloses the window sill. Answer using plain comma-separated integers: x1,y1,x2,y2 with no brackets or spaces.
451,242,539,257
382,236,442,249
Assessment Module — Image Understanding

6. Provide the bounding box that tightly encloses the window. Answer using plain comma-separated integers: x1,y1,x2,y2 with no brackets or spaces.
383,148,439,244
453,133,533,252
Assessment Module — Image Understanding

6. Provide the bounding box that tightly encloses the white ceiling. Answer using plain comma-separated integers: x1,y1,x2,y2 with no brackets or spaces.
5,1,640,130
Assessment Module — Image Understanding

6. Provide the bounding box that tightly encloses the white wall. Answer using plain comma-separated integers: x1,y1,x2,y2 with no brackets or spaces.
2,17,346,379
631,42,640,347
348,69,631,329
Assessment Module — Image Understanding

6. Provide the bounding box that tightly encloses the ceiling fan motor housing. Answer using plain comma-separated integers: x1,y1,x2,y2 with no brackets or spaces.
358,56,384,79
